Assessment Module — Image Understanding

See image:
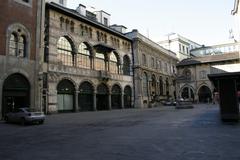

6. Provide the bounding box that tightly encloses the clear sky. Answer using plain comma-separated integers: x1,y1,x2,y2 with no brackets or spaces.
67,0,235,45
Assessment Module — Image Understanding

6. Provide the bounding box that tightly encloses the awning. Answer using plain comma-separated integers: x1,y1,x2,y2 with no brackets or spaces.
94,43,115,53
208,71,240,88
211,63,240,74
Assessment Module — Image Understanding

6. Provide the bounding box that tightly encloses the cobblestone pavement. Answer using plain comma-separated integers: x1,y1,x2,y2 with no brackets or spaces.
1,104,240,160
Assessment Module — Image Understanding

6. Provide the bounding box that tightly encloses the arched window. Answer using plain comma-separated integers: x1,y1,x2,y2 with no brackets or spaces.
70,21,75,33
183,69,191,79
166,78,169,96
151,57,155,68
95,52,105,71
9,33,18,56
109,52,119,74
7,24,30,58
151,75,156,96
60,17,64,28
57,37,74,66
142,73,148,97
142,54,147,66
77,43,91,69
9,34,27,57
123,55,130,75
159,77,163,96
18,36,26,57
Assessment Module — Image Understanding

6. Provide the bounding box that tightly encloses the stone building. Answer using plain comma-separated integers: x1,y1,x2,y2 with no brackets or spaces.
176,52,240,103
42,2,133,113
0,0,43,119
126,30,178,108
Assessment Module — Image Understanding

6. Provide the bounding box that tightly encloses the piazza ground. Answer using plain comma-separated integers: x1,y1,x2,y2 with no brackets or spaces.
1,104,240,160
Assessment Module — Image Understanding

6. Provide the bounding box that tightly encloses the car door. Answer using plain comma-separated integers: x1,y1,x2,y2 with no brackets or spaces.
15,109,25,122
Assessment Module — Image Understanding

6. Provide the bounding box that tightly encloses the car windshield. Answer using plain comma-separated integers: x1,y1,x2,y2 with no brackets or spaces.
22,108,35,112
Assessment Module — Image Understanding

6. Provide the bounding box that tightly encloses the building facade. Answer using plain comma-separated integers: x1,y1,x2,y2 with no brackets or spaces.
158,33,201,61
0,0,43,119
42,2,133,113
191,42,240,57
176,52,240,103
126,30,178,108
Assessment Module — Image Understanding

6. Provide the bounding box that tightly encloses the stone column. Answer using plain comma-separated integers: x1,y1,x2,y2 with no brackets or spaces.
119,63,122,75
148,79,152,101
91,56,95,70
75,91,79,112
93,90,97,111
108,92,112,110
121,92,124,109
0,80,3,120
188,87,191,100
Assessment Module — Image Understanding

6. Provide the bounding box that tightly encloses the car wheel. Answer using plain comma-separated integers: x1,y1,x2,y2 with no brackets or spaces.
39,120,44,125
20,118,26,126
4,116,9,123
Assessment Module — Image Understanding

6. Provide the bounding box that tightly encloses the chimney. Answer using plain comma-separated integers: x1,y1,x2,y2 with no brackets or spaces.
76,4,86,16
94,10,111,26
110,24,127,33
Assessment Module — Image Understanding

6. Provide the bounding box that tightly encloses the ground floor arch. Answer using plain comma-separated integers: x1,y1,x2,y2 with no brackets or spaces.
181,86,194,101
124,86,132,108
111,84,122,109
2,73,30,117
96,83,109,110
57,79,75,112
79,81,94,111
198,85,212,103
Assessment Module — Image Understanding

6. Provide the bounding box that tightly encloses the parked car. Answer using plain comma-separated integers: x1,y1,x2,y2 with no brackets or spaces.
162,100,177,106
5,108,45,125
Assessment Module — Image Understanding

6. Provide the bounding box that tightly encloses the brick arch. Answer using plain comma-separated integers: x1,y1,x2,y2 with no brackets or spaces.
56,77,78,91
179,84,195,100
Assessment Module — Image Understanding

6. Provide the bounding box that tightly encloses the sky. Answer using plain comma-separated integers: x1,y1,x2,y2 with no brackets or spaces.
67,0,235,46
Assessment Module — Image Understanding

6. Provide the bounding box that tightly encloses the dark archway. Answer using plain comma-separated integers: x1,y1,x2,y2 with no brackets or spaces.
57,79,75,112
166,78,170,99
181,86,194,101
159,77,163,96
151,75,156,96
2,73,30,117
79,81,94,111
111,84,122,109
198,86,212,103
124,86,132,108
97,83,109,110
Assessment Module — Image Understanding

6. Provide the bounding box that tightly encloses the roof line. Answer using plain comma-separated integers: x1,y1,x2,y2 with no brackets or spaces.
46,2,131,41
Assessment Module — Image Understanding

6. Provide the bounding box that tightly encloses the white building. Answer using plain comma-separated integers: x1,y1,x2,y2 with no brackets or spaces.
158,33,201,61
191,42,240,57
